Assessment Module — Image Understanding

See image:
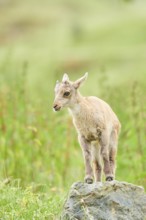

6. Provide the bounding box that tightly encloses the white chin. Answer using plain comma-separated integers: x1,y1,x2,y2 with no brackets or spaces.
53,107,61,112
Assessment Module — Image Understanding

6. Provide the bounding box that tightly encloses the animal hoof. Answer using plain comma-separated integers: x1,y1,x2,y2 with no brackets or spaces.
85,177,93,184
106,176,114,181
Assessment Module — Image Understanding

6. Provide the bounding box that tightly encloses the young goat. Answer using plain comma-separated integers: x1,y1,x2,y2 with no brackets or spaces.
53,73,121,184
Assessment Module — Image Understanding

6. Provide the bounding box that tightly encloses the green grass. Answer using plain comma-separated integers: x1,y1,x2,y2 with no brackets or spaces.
0,179,64,219
0,0,146,218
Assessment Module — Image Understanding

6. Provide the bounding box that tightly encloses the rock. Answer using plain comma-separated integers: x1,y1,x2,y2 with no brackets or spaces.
61,181,146,220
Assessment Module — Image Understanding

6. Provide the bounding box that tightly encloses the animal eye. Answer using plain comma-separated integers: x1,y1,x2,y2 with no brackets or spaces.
63,91,70,97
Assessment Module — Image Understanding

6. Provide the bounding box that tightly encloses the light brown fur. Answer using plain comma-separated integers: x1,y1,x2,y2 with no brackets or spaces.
53,73,121,183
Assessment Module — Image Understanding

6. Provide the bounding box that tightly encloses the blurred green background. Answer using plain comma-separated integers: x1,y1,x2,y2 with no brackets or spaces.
0,0,146,218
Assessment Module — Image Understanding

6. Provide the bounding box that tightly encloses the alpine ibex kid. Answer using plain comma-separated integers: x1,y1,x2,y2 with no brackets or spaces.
53,73,121,184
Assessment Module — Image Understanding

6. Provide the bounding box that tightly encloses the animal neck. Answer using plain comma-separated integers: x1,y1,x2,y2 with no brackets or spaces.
68,91,83,115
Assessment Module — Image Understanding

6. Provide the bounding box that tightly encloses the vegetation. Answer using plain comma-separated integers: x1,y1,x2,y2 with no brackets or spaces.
0,0,146,218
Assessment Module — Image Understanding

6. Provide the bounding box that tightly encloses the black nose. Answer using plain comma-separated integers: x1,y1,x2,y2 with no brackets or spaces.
53,104,58,109
53,104,61,111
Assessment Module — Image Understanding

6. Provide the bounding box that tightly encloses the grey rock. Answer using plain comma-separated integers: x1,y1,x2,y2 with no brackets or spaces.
61,181,146,220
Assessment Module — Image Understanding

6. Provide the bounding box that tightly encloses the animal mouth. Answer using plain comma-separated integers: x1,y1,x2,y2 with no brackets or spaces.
53,105,61,112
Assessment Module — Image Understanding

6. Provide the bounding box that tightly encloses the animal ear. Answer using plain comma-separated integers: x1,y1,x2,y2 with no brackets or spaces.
62,73,69,83
73,72,88,89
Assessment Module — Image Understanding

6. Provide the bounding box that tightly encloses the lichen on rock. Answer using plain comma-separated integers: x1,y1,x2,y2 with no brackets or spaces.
61,181,146,220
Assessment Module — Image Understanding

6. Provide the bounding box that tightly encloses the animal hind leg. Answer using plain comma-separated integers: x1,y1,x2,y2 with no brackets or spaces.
109,130,118,179
100,131,113,181
109,148,117,178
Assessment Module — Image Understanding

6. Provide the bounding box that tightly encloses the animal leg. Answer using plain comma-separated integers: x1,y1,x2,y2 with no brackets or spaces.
78,135,93,184
91,142,102,182
109,130,118,179
100,131,113,181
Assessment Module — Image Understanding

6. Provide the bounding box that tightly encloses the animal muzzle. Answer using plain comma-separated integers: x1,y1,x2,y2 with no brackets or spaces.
53,104,61,111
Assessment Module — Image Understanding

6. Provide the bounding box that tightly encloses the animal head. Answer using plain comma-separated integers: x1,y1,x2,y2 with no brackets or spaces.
53,72,88,111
